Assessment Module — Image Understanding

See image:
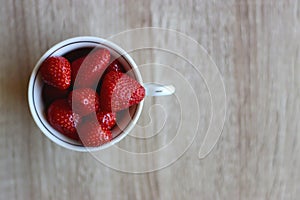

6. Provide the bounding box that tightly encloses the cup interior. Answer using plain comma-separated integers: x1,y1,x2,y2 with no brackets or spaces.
28,37,144,151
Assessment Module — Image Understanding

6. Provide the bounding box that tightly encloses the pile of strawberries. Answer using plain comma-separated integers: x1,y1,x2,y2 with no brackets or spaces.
40,48,145,147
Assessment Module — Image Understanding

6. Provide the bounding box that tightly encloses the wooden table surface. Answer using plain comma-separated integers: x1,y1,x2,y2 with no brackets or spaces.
1,0,300,199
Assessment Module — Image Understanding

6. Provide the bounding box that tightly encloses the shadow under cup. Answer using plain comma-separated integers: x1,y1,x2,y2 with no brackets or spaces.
29,39,144,151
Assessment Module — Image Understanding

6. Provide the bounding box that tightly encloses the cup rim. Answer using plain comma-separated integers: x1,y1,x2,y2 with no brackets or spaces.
28,36,144,152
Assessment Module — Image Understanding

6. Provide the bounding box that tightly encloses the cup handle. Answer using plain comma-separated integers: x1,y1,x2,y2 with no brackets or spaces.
143,83,175,96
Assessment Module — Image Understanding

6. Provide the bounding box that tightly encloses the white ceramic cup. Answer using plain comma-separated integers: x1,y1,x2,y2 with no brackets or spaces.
28,36,175,152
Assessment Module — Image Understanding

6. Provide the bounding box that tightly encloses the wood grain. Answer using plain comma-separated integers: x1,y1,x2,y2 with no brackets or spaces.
1,0,300,199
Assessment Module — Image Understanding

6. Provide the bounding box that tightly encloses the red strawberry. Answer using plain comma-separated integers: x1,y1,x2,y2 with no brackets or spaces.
105,59,125,74
42,84,69,106
73,48,110,88
71,57,85,84
96,112,116,130
78,121,112,147
40,56,71,90
47,99,81,140
68,88,99,116
100,71,145,112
